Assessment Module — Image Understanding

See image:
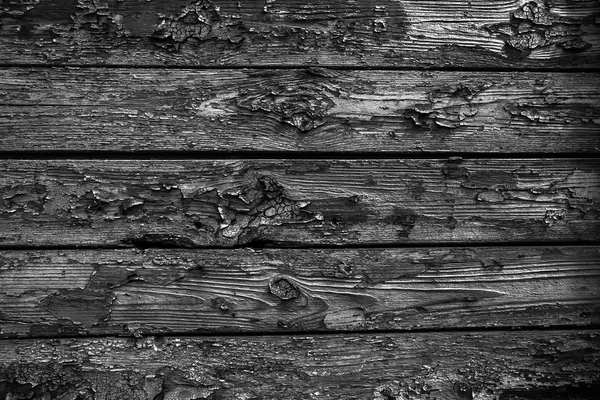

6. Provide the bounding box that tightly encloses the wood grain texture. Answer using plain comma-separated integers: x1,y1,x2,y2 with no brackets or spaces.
1,68,599,153
1,330,599,399
1,0,599,69
0,246,598,338
1,158,598,247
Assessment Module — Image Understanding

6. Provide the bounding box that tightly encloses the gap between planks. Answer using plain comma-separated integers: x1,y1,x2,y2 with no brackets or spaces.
0,241,598,251
0,152,600,160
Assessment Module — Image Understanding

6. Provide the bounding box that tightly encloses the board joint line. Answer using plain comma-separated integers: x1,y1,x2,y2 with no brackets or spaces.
0,151,599,160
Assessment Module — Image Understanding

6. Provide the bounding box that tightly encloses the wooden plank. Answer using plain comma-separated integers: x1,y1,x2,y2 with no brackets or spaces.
1,68,599,153
0,330,598,399
0,247,598,338
1,0,599,69
1,159,598,247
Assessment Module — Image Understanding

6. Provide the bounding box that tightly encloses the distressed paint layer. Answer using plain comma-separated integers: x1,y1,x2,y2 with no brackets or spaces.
0,159,598,247
0,0,598,67
1,68,598,153
0,331,598,399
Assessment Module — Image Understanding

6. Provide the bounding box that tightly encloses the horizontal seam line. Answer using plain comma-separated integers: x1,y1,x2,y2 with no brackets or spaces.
0,241,598,251
0,152,599,160
0,64,598,73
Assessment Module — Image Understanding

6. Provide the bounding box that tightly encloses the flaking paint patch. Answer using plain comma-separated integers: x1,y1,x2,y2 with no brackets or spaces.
561,170,600,199
383,207,419,238
506,104,600,124
236,82,336,132
39,288,115,325
152,0,247,50
442,157,470,179
485,0,592,57
211,175,322,244
260,0,408,53
1,183,48,214
477,191,505,203
403,82,488,129
461,171,517,190
64,173,322,246
404,103,478,129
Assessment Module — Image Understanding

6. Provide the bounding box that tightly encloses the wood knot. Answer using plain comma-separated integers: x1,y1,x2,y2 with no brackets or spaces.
269,277,300,300
210,296,230,312
282,111,324,132
453,381,473,399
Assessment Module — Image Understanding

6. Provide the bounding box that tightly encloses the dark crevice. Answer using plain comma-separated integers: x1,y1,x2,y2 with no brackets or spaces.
0,63,597,73
0,324,598,342
0,151,598,160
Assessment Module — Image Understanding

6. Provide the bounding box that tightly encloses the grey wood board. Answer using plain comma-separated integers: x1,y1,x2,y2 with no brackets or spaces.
0,330,599,399
0,246,598,338
0,158,598,247
1,68,599,153
0,0,598,68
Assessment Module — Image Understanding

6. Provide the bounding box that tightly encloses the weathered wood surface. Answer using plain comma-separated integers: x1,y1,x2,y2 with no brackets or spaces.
1,0,599,69
0,246,598,338
1,330,599,399
1,159,598,247
1,68,599,153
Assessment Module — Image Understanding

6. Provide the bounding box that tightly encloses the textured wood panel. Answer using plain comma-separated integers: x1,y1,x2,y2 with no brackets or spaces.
0,159,598,247
1,0,599,68
0,247,598,338
1,331,599,399
1,68,599,153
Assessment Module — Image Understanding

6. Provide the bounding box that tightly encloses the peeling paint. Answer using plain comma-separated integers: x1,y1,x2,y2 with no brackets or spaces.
544,209,566,226
39,288,115,325
152,0,247,50
485,0,592,57
476,190,505,203
461,171,517,190
383,207,419,238
210,175,321,244
72,0,114,31
404,83,486,129
442,157,470,179
1,184,47,214
506,104,600,124
236,83,335,132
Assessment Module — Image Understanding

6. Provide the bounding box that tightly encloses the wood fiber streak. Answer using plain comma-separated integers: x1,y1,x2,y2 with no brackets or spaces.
0,247,598,338
1,68,599,153
0,0,598,68
0,331,599,399
0,159,598,247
